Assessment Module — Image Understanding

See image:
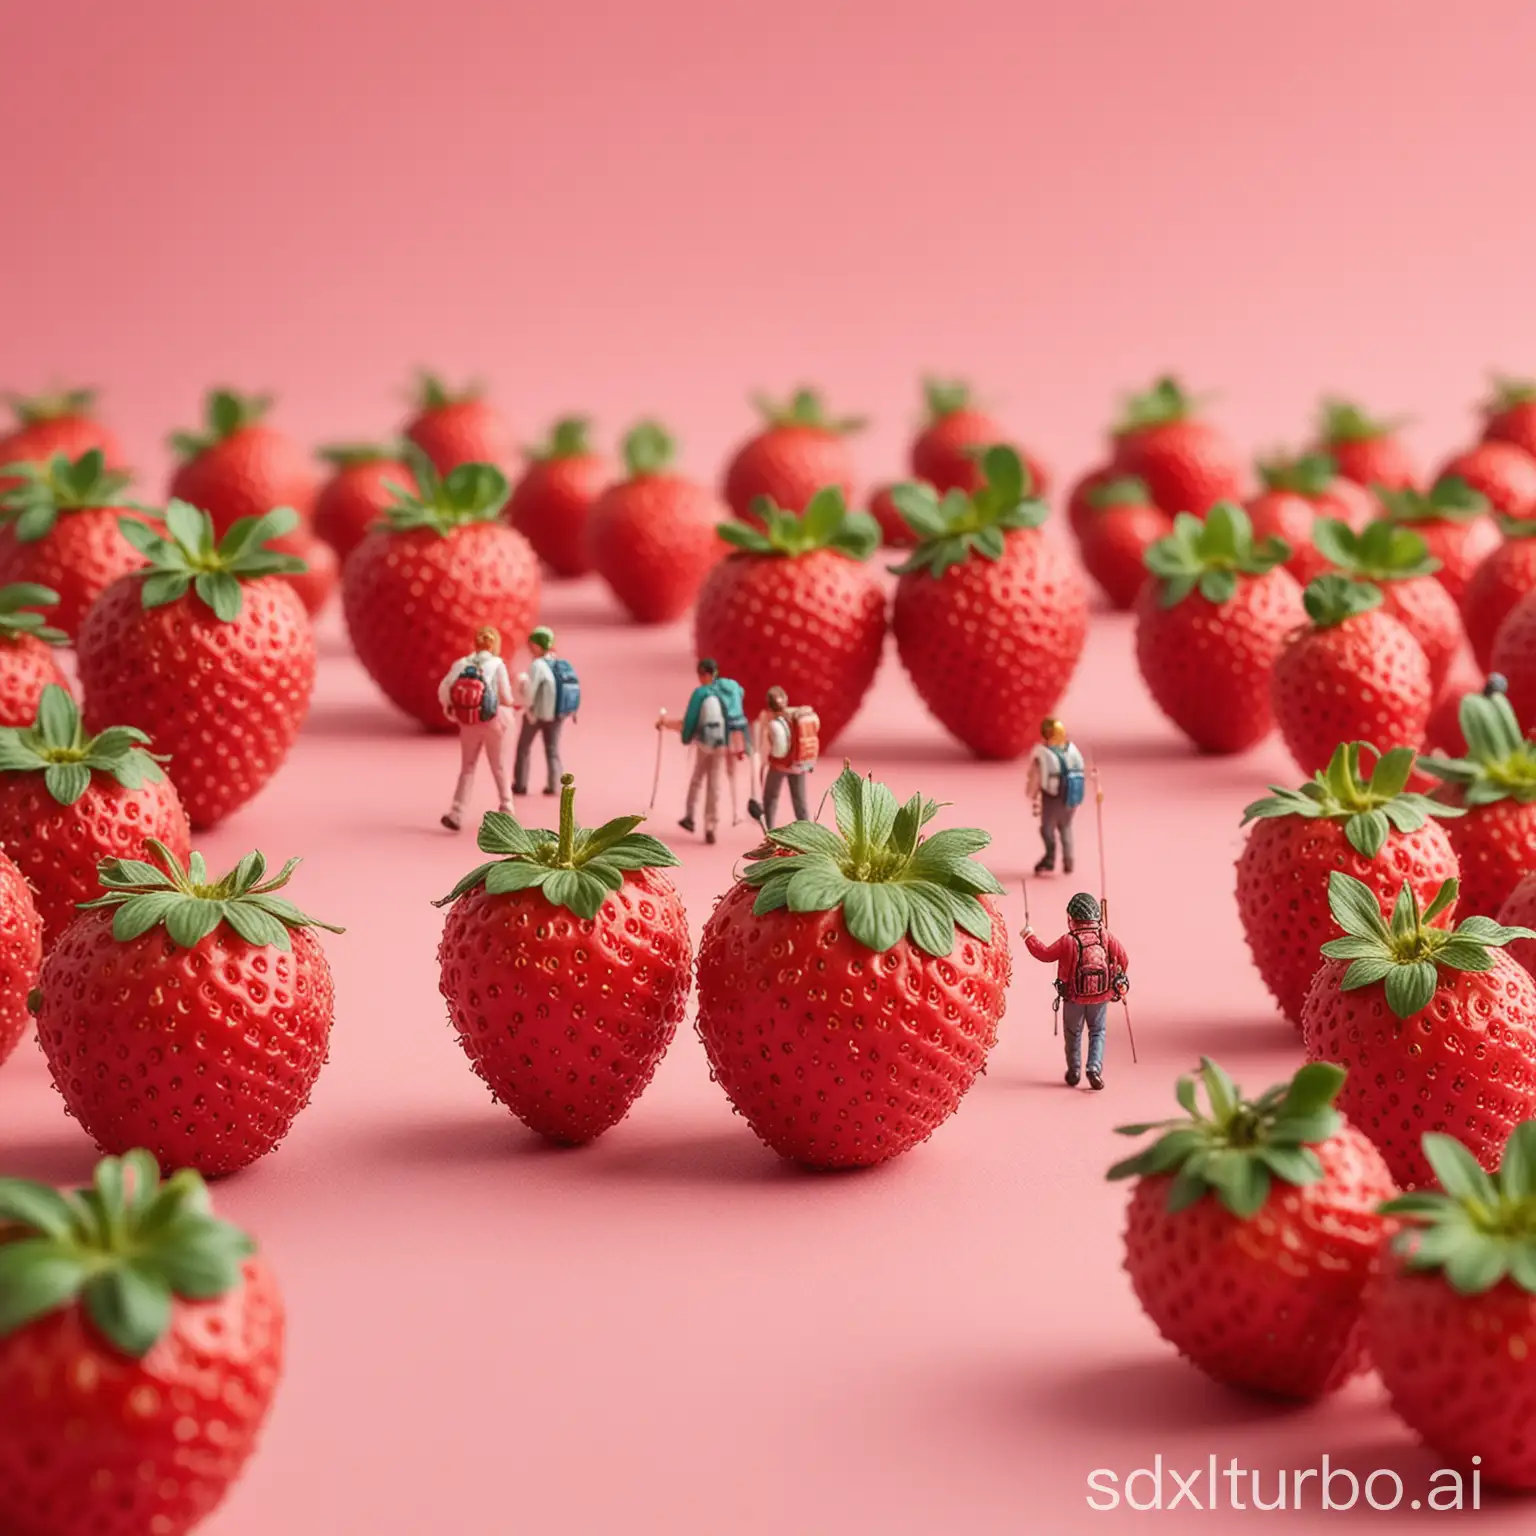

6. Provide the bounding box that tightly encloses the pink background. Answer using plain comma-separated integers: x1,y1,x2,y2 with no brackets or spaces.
5,1,1536,1530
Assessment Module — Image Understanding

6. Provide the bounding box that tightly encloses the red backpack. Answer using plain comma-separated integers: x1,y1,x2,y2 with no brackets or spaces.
448,664,491,726
1068,926,1111,999
788,708,819,768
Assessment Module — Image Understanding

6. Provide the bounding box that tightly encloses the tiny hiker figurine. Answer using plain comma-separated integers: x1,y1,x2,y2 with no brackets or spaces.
513,625,579,796
439,625,518,831
1026,716,1086,874
1021,892,1129,1090
657,657,749,843
749,685,820,828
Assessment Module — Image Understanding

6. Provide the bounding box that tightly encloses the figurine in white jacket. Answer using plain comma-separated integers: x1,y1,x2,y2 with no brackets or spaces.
437,626,517,831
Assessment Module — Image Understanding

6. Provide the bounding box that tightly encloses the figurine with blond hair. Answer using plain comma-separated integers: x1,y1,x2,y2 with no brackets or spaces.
438,624,518,831
1026,716,1086,874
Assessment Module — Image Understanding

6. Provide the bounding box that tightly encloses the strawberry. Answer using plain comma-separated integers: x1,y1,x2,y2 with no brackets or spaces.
1376,475,1500,605
909,378,1050,496
343,453,539,729
1109,375,1245,514
1237,742,1461,1027
1498,872,1536,977
1438,440,1536,522
1465,518,1536,669
1245,451,1377,586
1419,687,1536,917
1492,588,1536,725
890,447,1087,759
867,481,921,547
1066,463,1118,541
1302,870,1536,1187
0,388,123,490
36,842,342,1176
1313,398,1418,493
1075,476,1171,610
1482,374,1536,459
588,422,727,624
1311,517,1462,691
1421,669,1490,759
0,583,69,727
695,488,885,747
434,775,690,1143
77,504,314,829
506,417,607,577
0,1151,284,1534
402,371,515,474
1369,1124,1536,1489
1134,501,1301,753
0,685,191,945
0,450,146,635
1108,1058,1394,1399
1270,576,1433,777
694,765,1010,1167
313,440,416,562
0,847,41,1069
722,388,863,522
281,526,337,616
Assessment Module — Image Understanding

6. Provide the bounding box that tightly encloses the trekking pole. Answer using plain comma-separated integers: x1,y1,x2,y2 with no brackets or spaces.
648,710,667,812
1090,759,1137,1064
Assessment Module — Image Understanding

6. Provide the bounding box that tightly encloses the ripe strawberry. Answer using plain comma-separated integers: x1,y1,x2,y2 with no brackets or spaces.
506,416,607,577
402,371,515,474
1066,463,1118,541
1302,870,1536,1186
37,842,342,1176
1482,375,1536,459
0,847,41,1069
1421,668,1489,759
1438,440,1536,522
0,1151,284,1534
0,584,69,727
1270,576,1433,777
313,440,416,562
282,526,337,616
77,504,314,829
1076,476,1171,609
867,481,922,547
695,766,1010,1167
1492,588,1536,726
1370,1124,1536,1489
1499,872,1536,977
0,450,146,635
890,447,1088,759
0,388,123,490
1465,518,1536,669
343,453,539,729
1134,501,1302,753
435,775,691,1143
722,388,863,522
1313,398,1418,493
1237,742,1462,1027
1377,476,1500,604
909,378,1050,496
1108,1058,1395,1399
1109,375,1245,514
1246,452,1377,585
588,422,727,624
0,685,191,945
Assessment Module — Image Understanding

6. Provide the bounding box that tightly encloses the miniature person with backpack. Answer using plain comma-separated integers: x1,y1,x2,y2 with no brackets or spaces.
513,626,579,797
751,686,819,828
656,657,747,844
437,625,519,832
1026,717,1086,875
1020,892,1129,1090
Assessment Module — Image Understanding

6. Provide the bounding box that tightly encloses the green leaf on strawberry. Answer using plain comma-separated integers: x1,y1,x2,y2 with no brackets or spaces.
620,420,678,478
0,582,67,646
0,684,168,807
921,378,982,423
434,773,678,921
1377,476,1489,526
411,371,485,411
523,417,594,461
1317,398,1411,444
1381,1122,1536,1296
887,445,1045,577
1300,572,1385,629
1255,452,1339,496
1112,374,1212,433
721,486,880,560
382,446,510,534
1141,501,1290,609
317,439,409,468
0,448,134,542
751,388,865,435
1420,688,1536,807
1311,516,1441,580
1108,1058,1348,1218
2,387,99,425
1083,475,1152,510
167,388,274,459
1485,375,1536,413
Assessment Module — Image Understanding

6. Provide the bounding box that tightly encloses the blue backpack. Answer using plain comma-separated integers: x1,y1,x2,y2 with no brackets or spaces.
1051,747,1086,808
711,678,750,745
549,658,580,719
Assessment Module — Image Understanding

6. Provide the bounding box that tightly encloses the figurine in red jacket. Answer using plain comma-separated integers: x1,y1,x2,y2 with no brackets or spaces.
1021,892,1129,1090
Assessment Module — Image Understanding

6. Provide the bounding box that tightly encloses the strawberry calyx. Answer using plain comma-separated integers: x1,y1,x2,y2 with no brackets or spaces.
525,417,594,461
1381,1124,1536,1295
620,421,677,478
168,389,273,459
1083,475,1152,510
753,387,865,435
1321,871,1534,1019
434,773,678,921
740,763,1004,956
1112,374,1213,435
0,583,66,646
1485,375,1536,415
1255,452,1338,496
888,446,1045,578
411,371,485,411
1311,517,1440,581
0,684,167,807
723,487,880,560
0,449,133,542
1301,572,1384,628
3,387,99,426
0,1149,255,1359
1497,515,1536,541
79,839,344,952
1142,501,1290,608
1376,475,1489,527
1420,689,1536,806
1107,1058,1347,1219
380,447,509,535
1317,398,1410,445
1242,741,1462,858
920,377,980,423
317,439,409,469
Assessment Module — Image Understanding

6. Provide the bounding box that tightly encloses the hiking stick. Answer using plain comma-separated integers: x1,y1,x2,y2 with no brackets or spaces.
1023,880,1058,1037
1090,759,1137,1064
647,710,667,812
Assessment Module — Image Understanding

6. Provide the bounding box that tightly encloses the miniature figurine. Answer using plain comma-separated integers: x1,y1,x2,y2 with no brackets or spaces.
657,658,750,843
513,625,579,797
438,625,518,831
749,686,820,828
1020,892,1129,1090
1026,716,1087,875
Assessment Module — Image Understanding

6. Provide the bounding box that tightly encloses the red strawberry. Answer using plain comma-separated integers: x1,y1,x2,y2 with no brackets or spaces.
1499,872,1536,978
343,455,539,730
0,584,70,727
282,527,337,617
1270,576,1433,777
909,378,1050,496
402,371,515,474
1246,451,1376,585
0,1151,284,1533
313,441,415,562
0,388,123,490
1237,742,1461,1027
1110,375,1245,514
1482,374,1536,459
0,847,41,1068
1465,519,1536,670
1492,588,1536,726
867,481,922,547
77,504,315,829
1066,463,1118,541
1421,669,1489,759
695,766,1010,1167
36,842,342,1176
1108,1058,1395,1399
435,776,691,1143
1076,476,1171,609
0,450,147,635
588,422,727,624
722,388,863,522
1313,398,1418,493
506,416,607,577
1377,476,1501,604
1302,870,1536,1186
1438,439,1536,522
891,447,1087,759
1135,501,1303,753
